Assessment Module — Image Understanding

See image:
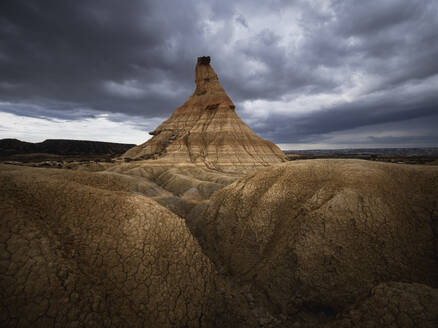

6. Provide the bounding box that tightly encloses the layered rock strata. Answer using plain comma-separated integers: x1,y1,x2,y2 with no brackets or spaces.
122,56,286,171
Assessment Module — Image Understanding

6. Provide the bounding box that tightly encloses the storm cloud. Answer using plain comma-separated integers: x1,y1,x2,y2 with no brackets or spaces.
0,0,437,147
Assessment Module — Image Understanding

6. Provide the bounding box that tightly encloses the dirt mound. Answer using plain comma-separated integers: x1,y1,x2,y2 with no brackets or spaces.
2,157,437,326
105,161,243,217
0,165,257,327
121,56,285,171
188,159,438,317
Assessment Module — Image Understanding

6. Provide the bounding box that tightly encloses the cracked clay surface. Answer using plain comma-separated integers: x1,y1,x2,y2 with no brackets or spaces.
1,159,438,327
0,165,254,327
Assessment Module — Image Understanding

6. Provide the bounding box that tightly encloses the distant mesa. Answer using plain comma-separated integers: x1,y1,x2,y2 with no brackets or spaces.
0,138,135,156
121,56,286,171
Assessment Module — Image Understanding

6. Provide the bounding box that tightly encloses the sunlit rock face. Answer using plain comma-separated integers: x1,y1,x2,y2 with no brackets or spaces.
122,56,286,172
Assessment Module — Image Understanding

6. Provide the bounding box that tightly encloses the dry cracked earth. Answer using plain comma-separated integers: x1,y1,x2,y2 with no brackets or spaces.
1,159,438,327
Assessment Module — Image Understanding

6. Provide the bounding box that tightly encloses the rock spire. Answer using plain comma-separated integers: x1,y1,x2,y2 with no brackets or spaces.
122,56,286,171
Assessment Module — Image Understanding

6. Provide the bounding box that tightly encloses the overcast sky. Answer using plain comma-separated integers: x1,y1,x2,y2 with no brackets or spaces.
0,0,437,149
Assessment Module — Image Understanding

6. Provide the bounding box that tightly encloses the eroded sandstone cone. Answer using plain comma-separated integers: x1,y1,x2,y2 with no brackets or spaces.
122,56,286,171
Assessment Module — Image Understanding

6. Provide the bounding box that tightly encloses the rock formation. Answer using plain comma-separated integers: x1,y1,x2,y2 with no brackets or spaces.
122,56,286,171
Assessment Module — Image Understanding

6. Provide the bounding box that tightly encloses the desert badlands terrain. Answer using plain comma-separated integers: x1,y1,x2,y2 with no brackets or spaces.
1,57,437,327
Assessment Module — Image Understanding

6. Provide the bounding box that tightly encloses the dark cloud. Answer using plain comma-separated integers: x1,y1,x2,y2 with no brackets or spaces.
0,0,199,117
235,15,248,28
0,0,437,147
257,89,438,144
